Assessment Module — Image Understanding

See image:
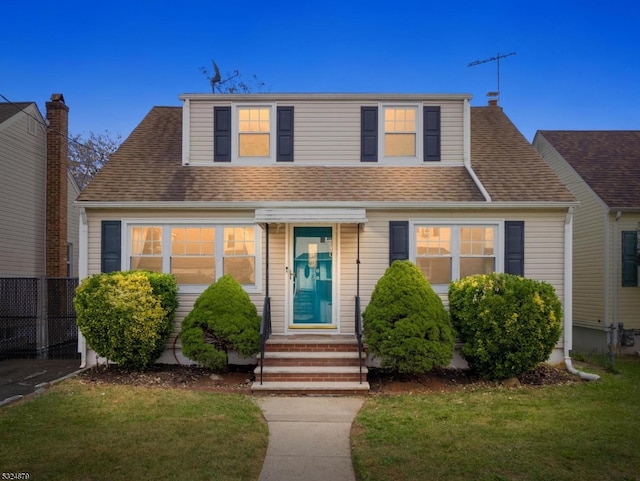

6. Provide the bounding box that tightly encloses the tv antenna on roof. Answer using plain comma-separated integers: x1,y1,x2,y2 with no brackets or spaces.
468,52,516,93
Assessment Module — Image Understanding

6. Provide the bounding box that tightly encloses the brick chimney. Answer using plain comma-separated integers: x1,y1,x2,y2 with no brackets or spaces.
487,91,500,107
45,93,69,277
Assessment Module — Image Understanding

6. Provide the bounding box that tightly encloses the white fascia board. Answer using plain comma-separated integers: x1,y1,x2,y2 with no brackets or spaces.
255,208,367,224
76,200,578,210
178,93,473,103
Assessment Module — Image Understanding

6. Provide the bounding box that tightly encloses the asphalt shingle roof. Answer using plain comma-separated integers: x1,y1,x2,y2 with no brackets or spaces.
78,104,574,205
539,130,640,208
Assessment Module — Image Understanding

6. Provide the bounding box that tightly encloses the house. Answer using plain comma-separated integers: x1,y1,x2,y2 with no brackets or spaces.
0,94,81,359
0,94,80,278
76,93,576,393
533,130,640,356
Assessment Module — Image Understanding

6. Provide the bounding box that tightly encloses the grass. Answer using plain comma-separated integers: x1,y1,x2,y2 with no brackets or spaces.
352,356,640,481
0,380,267,481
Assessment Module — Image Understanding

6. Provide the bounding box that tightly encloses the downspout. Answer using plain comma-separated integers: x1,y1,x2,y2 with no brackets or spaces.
78,208,88,368
612,211,622,366
463,98,492,202
564,207,600,380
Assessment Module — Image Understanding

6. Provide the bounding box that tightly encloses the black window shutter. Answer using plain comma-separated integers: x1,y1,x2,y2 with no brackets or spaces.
621,231,638,287
423,106,441,162
101,220,121,273
389,221,409,265
277,106,294,162
361,107,378,162
504,221,525,276
214,106,231,162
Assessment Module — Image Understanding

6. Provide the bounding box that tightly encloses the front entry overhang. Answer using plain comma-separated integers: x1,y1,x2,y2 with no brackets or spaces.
254,208,368,224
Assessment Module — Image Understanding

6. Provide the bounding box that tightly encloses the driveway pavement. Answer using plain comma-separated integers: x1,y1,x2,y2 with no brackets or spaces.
0,359,81,405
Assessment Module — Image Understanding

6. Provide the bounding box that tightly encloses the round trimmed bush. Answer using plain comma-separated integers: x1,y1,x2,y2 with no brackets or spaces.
362,260,454,373
179,274,260,370
74,271,179,370
448,273,563,380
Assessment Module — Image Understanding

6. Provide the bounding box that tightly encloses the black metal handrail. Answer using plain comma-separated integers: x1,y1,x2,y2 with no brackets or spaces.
355,295,363,384
259,296,271,385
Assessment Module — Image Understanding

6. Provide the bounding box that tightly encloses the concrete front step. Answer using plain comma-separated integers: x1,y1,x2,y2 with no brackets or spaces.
251,380,370,396
255,365,368,382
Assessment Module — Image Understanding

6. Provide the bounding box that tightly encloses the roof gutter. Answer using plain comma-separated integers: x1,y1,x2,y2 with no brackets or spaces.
563,206,600,381
463,98,492,202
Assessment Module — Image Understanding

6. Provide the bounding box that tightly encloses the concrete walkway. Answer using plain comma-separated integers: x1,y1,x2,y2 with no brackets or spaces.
256,396,365,481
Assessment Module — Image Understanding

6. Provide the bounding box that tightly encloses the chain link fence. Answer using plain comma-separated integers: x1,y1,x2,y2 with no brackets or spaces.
0,277,79,360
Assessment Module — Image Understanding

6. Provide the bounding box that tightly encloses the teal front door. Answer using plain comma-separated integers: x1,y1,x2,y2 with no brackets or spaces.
292,227,333,326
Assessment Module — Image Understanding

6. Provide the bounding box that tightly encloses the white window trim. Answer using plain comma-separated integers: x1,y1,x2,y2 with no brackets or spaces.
123,219,262,294
378,103,423,165
232,104,276,164
409,219,504,294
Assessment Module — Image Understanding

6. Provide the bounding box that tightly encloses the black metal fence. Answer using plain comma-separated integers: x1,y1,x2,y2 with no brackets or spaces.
0,277,79,360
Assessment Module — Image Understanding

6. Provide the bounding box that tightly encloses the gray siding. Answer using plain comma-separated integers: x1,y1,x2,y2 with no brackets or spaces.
0,104,47,276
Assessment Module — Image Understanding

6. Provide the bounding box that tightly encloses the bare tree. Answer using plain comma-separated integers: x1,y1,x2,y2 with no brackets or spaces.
68,130,122,190
200,60,267,93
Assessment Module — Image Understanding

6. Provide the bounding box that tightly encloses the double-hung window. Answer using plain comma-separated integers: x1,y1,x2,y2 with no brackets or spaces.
414,223,499,290
170,227,216,285
127,222,260,293
384,107,416,157
223,227,256,284
238,107,271,157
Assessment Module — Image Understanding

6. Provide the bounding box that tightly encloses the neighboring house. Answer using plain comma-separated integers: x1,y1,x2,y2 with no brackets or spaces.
77,93,576,393
533,131,640,355
1,94,81,359
0,94,80,278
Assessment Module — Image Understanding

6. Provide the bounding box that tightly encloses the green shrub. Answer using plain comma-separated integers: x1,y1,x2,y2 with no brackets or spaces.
179,275,260,370
362,260,454,373
448,273,563,380
74,271,179,370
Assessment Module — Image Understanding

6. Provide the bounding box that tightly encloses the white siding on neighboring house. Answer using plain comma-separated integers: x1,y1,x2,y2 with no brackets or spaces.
534,135,609,330
610,215,640,331
185,97,465,166
0,104,47,276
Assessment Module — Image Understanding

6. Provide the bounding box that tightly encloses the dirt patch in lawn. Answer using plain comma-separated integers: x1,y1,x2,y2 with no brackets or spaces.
76,363,582,395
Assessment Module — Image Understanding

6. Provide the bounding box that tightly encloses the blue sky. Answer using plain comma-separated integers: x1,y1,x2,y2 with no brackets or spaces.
2,0,638,142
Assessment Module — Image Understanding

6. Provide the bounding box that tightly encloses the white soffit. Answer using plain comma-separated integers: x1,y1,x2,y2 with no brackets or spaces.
255,208,368,224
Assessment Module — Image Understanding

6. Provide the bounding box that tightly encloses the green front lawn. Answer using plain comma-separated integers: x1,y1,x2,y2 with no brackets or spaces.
352,357,640,481
0,381,267,481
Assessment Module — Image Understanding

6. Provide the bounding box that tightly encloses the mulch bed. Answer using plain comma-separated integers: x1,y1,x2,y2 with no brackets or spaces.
76,363,581,395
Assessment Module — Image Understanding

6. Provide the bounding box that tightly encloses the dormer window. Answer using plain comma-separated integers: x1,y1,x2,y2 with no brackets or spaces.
384,107,416,157
360,104,441,163
238,107,270,157
213,104,293,163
